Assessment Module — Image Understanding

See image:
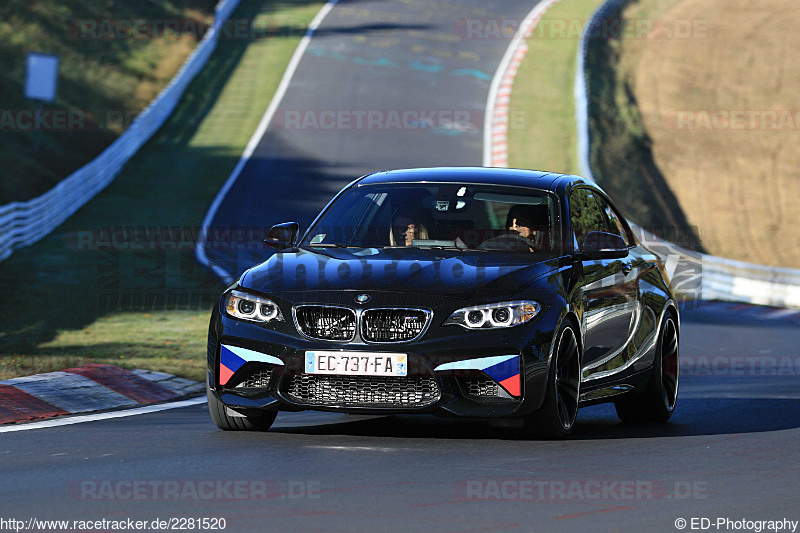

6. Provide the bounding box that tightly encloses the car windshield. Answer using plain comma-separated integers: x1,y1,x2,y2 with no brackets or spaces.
301,183,562,256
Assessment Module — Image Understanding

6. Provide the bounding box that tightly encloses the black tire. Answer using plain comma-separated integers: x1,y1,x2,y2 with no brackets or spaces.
615,314,679,423
520,323,581,439
207,382,277,431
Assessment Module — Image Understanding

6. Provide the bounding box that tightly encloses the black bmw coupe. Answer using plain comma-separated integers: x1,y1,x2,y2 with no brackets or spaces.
206,167,679,438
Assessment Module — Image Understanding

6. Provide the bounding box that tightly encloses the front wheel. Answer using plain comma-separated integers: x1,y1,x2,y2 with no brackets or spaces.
615,315,679,423
207,382,277,431
520,323,581,439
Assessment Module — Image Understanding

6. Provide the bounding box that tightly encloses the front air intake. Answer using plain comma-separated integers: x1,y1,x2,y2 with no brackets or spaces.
360,308,430,343
294,306,357,341
287,375,440,407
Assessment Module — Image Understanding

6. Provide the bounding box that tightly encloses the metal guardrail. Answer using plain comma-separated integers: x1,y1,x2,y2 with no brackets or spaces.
4,0,797,309
575,0,800,309
0,0,241,263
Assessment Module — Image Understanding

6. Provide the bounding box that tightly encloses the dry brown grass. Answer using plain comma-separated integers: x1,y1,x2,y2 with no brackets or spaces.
621,0,800,267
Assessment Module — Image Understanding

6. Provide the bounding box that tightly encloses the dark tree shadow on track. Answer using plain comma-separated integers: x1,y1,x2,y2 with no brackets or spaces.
570,398,800,440
201,149,358,280
273,414,508,440
269,396,800,441
313,23,434,37
680,303,800,327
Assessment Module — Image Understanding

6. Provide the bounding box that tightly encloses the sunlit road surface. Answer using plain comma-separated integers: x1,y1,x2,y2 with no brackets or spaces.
5,1,795,531
2,306,798,532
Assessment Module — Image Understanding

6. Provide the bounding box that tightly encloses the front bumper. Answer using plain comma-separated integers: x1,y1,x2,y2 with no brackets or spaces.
207,301,560,419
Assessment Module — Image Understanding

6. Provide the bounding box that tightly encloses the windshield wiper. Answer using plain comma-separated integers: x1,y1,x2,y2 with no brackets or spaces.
424,245,481,251
305,243,364,248
382,245,485,252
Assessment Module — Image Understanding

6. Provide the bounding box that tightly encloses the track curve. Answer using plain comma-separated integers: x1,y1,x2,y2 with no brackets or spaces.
202,0,543,279
3,2,798,532
3,305,799,532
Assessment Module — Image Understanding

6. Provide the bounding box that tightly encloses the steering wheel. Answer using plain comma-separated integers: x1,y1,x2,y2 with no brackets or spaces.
477,232,536,252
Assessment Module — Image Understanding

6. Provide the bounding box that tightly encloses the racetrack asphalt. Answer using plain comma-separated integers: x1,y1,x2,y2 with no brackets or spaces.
2,306,798,532
4,1,796,532
203,0,545,280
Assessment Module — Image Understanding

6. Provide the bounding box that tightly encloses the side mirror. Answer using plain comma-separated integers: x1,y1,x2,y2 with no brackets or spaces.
579,231,628,260
264,222,300,250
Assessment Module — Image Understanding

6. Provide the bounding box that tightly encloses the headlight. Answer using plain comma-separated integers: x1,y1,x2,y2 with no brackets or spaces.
443,301,540,329
225,290,284,323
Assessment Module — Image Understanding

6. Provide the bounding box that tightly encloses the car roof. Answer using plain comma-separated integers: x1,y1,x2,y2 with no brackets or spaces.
355,167,589,192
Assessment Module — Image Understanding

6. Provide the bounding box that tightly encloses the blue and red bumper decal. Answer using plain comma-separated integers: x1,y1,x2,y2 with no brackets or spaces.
434,354,521,396
219,344,283,386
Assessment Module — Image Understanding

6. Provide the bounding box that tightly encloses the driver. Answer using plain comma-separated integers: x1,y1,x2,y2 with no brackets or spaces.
505,204,550,251
508,215,534,240
390,209,431,246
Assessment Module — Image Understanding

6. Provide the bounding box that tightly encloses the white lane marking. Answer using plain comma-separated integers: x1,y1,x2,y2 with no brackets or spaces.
763,308,800,320
482,0,561,167
305,446,410,452
195,0,341,283
1,398,388,433
680,392,800,400
273,413,383,428
0,397,207,433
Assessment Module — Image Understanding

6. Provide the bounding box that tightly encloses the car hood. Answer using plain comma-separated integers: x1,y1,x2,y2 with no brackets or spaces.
239,247,561,299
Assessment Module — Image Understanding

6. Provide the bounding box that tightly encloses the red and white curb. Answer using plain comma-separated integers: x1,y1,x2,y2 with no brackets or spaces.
484,0,563,168
0,364,203,425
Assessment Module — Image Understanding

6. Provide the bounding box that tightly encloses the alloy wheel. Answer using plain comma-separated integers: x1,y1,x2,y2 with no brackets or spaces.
660,317,679,412
555,327,580,430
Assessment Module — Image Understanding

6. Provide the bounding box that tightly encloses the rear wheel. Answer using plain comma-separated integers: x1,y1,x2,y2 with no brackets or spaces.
521,323,581,439
615,315,679,423
207,381,277,431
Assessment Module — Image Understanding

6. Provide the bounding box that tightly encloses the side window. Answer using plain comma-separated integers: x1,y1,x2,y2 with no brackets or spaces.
596,195,633,247
569,188,606,250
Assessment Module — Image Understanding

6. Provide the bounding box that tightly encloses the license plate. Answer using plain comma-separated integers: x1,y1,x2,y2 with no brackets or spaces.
305,351,407,377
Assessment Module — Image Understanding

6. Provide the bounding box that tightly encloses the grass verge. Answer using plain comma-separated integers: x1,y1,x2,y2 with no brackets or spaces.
509,0,706,249
508,0,602,176
0,0,324,382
